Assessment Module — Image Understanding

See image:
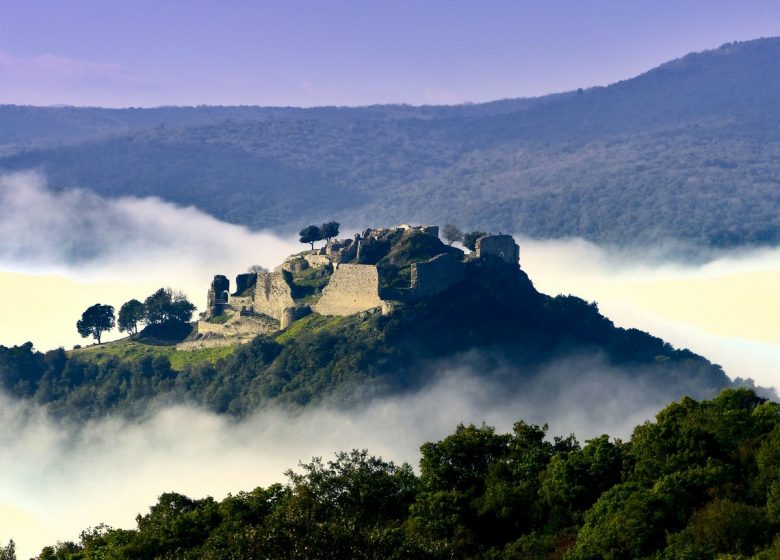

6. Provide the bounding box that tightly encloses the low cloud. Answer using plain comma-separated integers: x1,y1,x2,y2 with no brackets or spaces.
0,359,695,558
0,171,299,279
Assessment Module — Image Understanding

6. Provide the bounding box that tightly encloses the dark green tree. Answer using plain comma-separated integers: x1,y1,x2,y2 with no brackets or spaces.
299,225,323,250
320,221,340,243
117,299,145,336
0,539,16,560
76,303,115,344
462,231,488,251
143,288,195,325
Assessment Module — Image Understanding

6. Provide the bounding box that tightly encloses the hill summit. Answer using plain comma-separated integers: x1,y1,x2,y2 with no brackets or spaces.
190,225,517,348
0,224,736,419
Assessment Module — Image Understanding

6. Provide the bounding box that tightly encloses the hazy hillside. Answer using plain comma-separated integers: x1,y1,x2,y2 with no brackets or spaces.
1,38,779,246
0,252,731,420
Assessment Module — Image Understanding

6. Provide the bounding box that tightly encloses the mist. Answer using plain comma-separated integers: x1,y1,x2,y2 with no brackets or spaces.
0,171,300,349
1,357,695,558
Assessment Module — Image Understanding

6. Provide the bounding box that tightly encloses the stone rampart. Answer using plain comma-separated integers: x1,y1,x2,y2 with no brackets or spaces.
476,234,520,265
196,314,279,336
314,264,383,316
381,253,464,302
253,271,296,319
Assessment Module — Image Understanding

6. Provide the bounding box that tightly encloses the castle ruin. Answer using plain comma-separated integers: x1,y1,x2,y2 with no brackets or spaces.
189,226,520,347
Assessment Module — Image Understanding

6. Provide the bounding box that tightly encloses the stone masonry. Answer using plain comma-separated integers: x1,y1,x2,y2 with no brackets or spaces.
476,234,520,265
313,264,384,316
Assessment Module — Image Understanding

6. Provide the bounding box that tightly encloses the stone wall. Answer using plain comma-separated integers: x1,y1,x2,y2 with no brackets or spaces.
196,314,279,336
234,273,257,295
381,253,464,302
207,275,230,316
253,271,296,319
476,234,520,265
313,264,384,316
304,253,330,268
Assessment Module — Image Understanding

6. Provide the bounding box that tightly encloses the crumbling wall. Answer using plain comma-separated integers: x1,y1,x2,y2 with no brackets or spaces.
207,275,230,316
381,253,464,302
196,313,279,337
314,264,383,316
253,271,296,319
234,273,257,295
476,234,520,265
409,253,464,298
304,253,330,268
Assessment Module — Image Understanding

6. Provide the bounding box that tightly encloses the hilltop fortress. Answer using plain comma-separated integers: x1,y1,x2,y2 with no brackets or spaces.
189,225,520,347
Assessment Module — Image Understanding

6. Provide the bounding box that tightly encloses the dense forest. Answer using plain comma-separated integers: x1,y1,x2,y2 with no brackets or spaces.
1,38,780,247
0,254,731,421
21,388,780,559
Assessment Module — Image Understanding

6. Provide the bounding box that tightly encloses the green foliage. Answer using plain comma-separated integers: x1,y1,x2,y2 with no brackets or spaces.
117,298,144,335
143,287,195,326
76,303,115,344
299,224,323,249
0,256,731,421
0,540,15,560
36,389,780,559
320,220,340,241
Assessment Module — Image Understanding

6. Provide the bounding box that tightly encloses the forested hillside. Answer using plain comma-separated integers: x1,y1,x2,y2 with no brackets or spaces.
28,389,780,559
1,38,779,246
0,255,730,420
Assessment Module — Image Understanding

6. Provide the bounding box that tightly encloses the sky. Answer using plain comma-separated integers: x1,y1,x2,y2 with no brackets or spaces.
1,0,780,107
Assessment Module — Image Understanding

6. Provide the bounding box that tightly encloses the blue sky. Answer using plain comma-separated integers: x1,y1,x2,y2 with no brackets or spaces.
1,0,779,107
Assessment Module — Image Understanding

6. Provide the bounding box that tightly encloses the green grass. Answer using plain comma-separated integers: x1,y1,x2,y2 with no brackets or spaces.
206,313,231,324
275,313,347,344
69,338,237,371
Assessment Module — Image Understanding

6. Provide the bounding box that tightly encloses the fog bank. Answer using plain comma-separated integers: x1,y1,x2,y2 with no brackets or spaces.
0,360,688,558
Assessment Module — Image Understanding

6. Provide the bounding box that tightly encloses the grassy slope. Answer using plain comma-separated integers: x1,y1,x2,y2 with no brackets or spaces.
70,338,237,371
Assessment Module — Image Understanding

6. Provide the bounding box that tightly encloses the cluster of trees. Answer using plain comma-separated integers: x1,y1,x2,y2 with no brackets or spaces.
75,288,195,345
31,389,780,559
298,221,340,250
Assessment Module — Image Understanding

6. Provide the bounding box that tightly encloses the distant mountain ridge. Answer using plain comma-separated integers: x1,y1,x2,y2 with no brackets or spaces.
1,38,779,246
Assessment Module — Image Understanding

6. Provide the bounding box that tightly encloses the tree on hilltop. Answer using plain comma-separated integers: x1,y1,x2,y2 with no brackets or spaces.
118,299,145,336
299,225,323,250
320,221,340,243
143,288,196,325
462,230,488,251
76,303,115,344
441,223,464,245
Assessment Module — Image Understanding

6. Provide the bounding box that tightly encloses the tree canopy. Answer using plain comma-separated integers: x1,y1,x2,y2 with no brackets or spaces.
143,288,195,325
75,304,115,344
299,225,323,250
320,221,340,242
117,299,144,336
32,389,780,560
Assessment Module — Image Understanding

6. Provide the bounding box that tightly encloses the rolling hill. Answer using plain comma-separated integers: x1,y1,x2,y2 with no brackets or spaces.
1,38,779,246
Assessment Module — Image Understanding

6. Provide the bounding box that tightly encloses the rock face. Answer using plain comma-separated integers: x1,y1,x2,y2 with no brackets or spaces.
314,264,384,317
